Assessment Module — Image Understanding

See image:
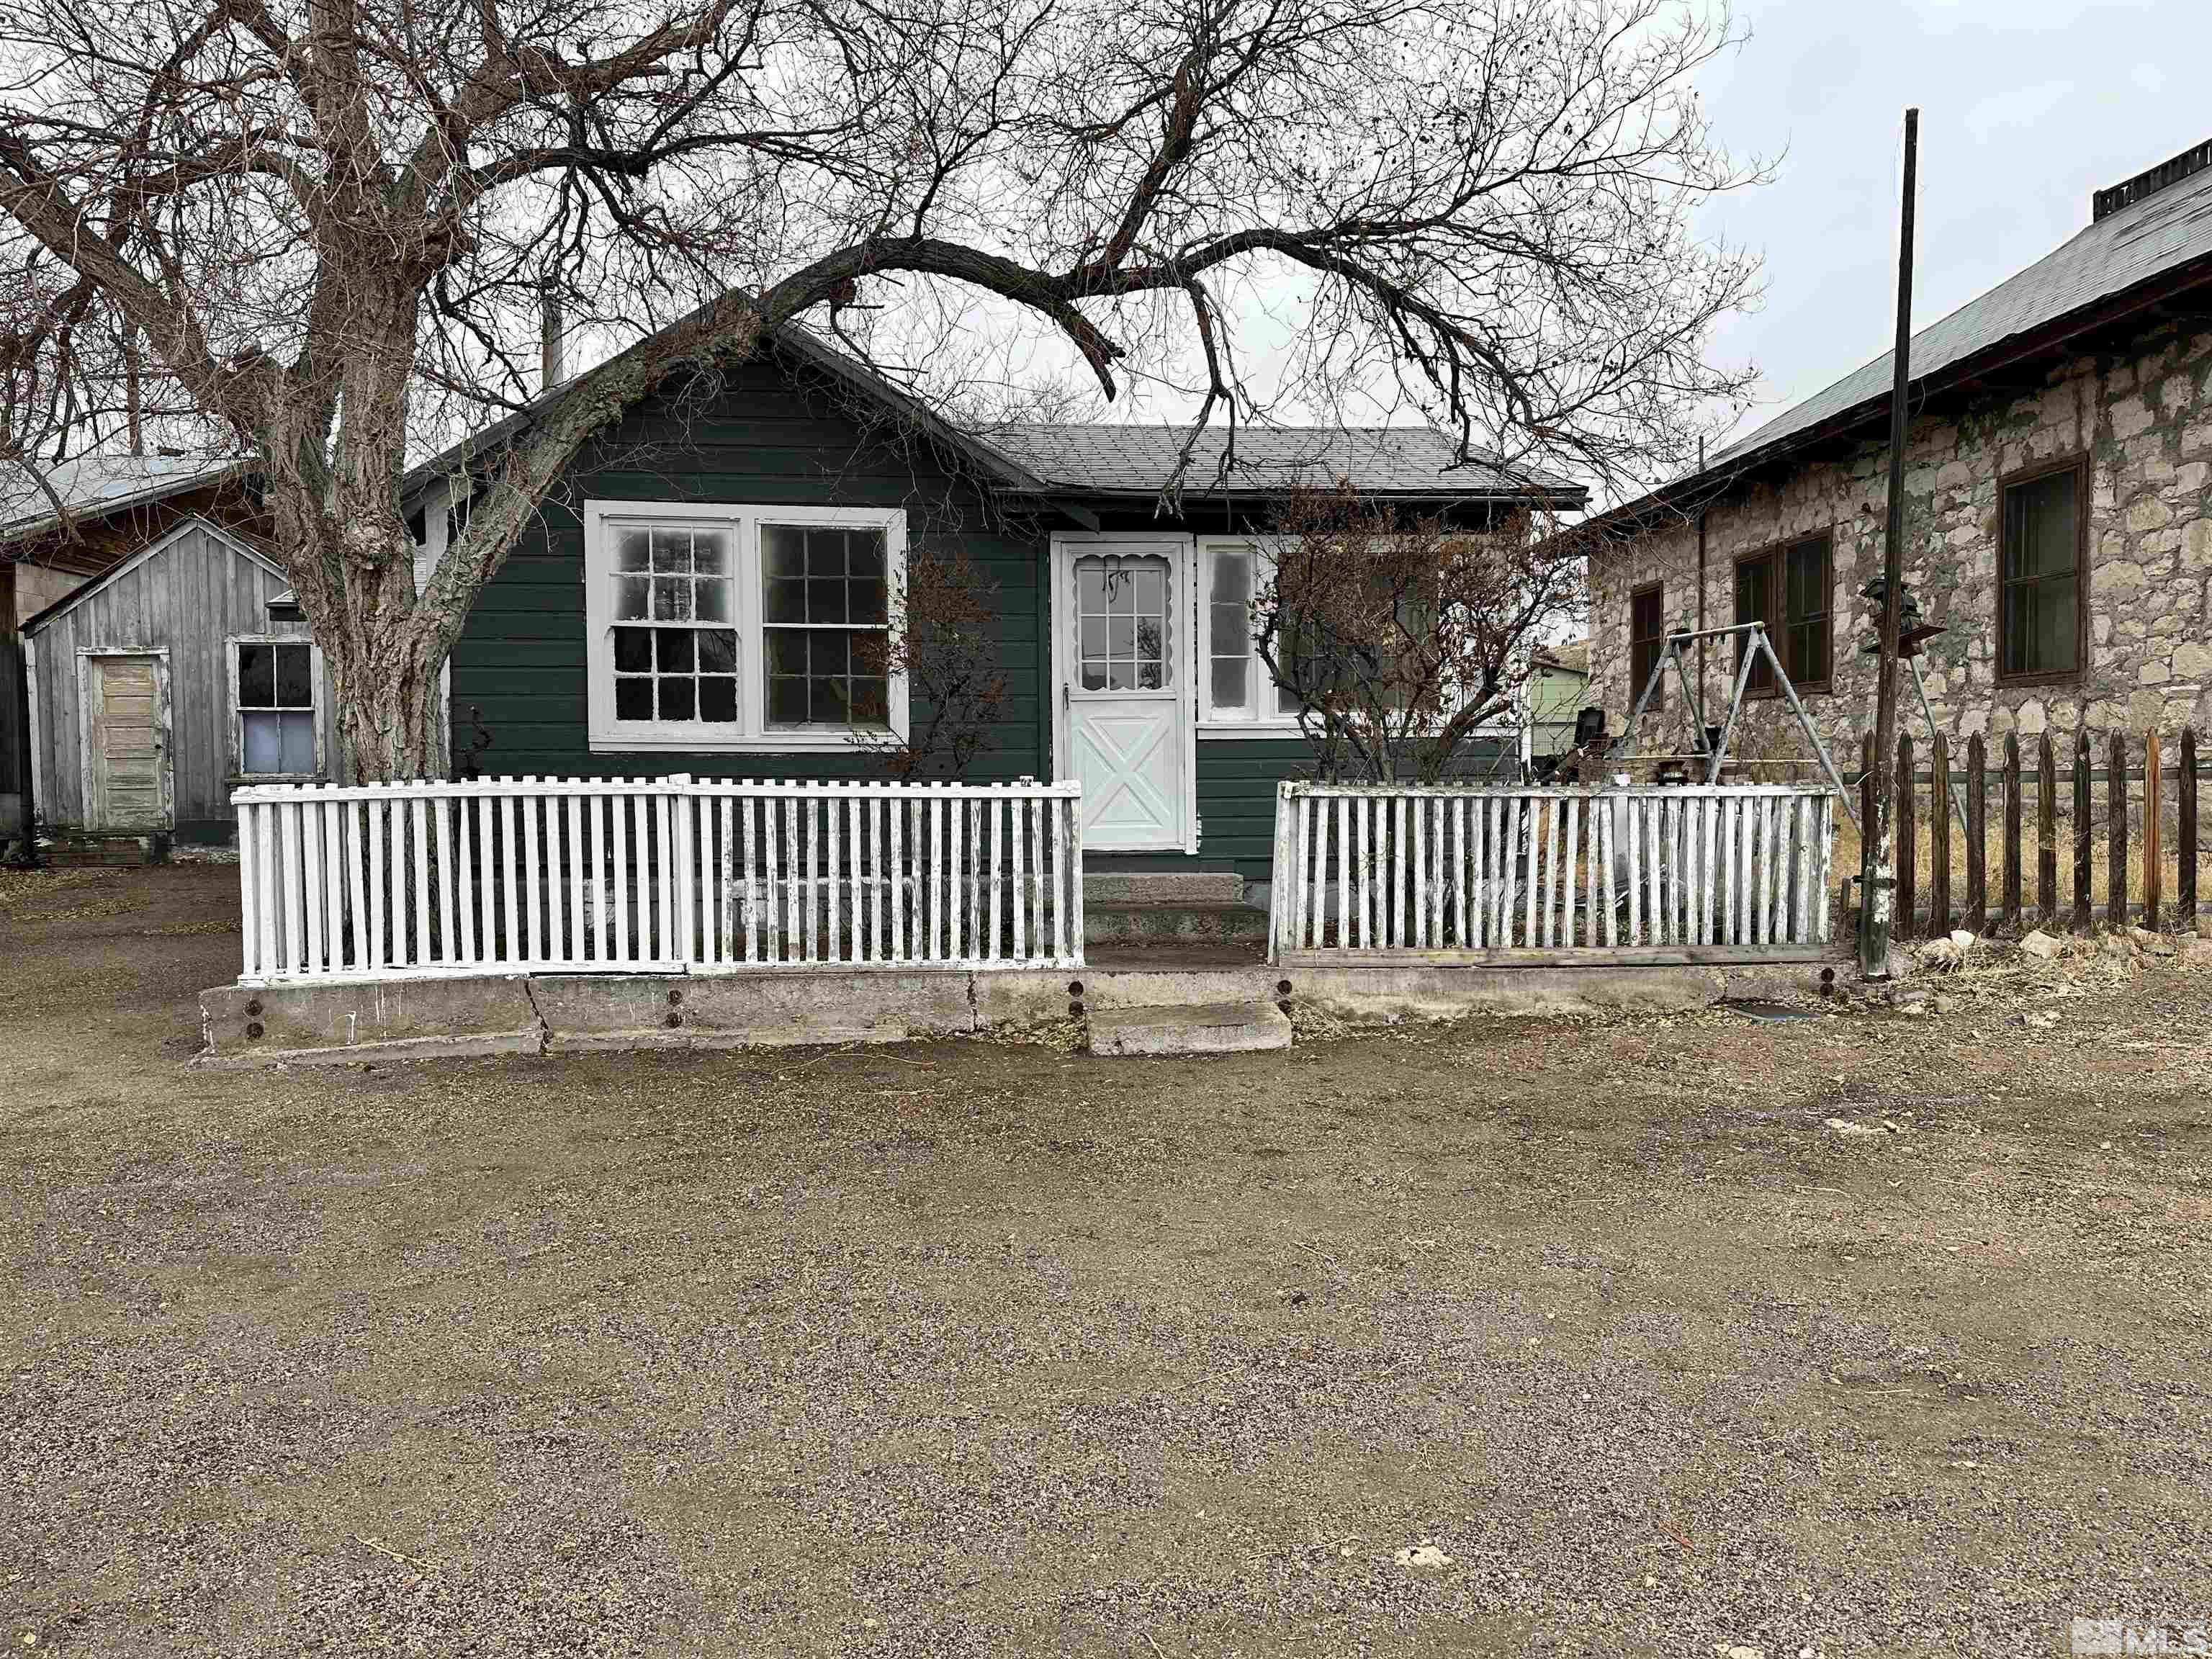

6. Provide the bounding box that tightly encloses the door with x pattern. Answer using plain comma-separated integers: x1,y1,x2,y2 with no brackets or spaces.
1063,545,1188,850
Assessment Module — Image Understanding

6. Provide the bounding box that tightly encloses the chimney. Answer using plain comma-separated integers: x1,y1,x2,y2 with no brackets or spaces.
2093,137,2212,222
539,280,566,393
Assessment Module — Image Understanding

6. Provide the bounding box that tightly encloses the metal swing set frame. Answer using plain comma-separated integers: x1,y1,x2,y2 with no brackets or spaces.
1611,620,1861,830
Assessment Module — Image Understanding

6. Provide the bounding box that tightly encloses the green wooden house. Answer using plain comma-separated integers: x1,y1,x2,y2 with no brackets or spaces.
405,328,1582,885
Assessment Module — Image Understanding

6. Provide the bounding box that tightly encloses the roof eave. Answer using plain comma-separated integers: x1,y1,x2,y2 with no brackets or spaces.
1013,482,1588,509
1589,248,2212,541
0,458,251,555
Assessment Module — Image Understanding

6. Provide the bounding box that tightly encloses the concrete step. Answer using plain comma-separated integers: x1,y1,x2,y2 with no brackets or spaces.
1084,869,1245,907
1088,999,1292,1056
1083,901,1269,945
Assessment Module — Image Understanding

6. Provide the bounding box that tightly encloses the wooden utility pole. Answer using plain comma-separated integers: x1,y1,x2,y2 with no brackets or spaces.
1861,107,1920,978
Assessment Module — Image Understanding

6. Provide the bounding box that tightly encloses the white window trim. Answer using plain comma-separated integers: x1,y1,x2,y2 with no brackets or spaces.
226,634,328,781
1195,534,1308,739
584,498,909,754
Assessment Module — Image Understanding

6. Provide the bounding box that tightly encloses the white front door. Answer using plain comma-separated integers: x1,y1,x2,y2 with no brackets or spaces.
1056,537,1193,851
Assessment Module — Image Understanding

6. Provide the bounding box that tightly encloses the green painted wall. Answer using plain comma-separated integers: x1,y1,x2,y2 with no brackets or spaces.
449,347,1506,882
451,351,1051,786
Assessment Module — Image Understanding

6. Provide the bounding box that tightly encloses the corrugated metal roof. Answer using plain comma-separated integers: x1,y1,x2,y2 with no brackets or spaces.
981,421,1578,500
0,451,246,547
1706,153,2212,472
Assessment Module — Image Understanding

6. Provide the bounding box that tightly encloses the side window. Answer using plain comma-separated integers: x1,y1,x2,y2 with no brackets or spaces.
1629,582,1664,709
234,639,318,776
1197,541,1302,724
1733,554,1776,696
1999,462,2082,680
1735,534,1832,695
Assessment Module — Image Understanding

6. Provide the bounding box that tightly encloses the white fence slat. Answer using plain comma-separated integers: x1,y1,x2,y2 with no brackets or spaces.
237,806,261,979
521,786,544,966
889,795,906,963
431,796,454,966
300,801,325,972
1566,797,1584,948
999,798,1017,961
988,799,1004,963
545,790,567,964
322,801,346,971
655,789,676,966
1027,797,1045,961
1815,799,1834,943
233,775,1084,984
408,796,430,968
1258,783,1833,967
575,796,593,968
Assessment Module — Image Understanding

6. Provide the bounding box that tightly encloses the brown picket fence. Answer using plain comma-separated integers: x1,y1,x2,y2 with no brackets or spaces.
1845,727,2204,939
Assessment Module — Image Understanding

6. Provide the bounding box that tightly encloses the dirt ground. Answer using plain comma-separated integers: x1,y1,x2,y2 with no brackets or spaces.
4,863,2210,1658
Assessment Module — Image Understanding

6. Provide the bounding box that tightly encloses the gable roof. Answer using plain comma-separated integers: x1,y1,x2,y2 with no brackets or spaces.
1,451,248,549
404,317,1583,511
1593,138,2212,534
402,320,1053,501
20,513,285,636
979,422,1583,505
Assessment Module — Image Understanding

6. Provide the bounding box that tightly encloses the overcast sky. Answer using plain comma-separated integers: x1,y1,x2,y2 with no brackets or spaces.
1698,0,2208,446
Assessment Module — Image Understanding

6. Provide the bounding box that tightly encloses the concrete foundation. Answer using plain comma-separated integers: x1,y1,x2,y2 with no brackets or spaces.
197,955,1843,1068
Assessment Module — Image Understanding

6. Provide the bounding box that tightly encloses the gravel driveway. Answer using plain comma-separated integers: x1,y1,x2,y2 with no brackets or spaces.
4,864,2209,1657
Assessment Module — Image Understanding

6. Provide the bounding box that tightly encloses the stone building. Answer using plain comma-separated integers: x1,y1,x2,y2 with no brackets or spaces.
1584,138,2212,764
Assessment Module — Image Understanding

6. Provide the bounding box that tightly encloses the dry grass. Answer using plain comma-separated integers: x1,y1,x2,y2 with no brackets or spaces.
1835,804,2208,920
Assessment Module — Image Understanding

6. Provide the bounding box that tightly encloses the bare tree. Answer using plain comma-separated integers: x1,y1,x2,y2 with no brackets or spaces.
850,546,1009,780
1254,482,1583,781
0,0,1761,779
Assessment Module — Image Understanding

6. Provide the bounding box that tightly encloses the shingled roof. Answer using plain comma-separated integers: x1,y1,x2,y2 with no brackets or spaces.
404,317,1584,512
1,451,247,548
979,422,1583,505
1593,137,2212,532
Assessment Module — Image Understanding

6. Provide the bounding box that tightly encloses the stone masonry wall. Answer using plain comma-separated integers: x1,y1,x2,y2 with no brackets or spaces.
1590,315,2212,761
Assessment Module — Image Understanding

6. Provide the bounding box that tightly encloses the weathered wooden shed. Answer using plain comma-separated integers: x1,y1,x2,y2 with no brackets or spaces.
22,516,334,842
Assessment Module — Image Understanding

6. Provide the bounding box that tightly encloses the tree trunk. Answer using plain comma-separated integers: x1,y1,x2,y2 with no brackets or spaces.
329,624,447,783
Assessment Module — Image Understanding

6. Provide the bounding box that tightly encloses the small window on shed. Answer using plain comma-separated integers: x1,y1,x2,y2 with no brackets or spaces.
234,639,318,775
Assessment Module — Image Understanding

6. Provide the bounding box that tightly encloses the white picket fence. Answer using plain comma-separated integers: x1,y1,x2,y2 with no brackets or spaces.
1269,781,1835,963
233,775,1084,985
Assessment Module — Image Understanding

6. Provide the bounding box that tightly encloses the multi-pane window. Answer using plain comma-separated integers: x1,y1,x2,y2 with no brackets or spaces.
763,524,890,725
1734,534,1831,694
235,640,316,775
585,503,907,751
1197,541,1300,724
1075,555,1171,691
611,523,738,724
1999,462,2082,680
1629,583,1665,709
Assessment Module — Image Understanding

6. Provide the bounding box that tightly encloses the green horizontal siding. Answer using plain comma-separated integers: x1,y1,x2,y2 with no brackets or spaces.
451,351,1050,785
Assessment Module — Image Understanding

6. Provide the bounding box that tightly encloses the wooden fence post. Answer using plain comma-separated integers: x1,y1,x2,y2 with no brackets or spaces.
2072,729,2092,932
2036,734,2056,927
1964,733,1987,935
2108,732,2128,930
1896,734,1917,940
2181,727,2199,929
2000,734,2023,935
2144,729,2162,932
1930,732,1951,936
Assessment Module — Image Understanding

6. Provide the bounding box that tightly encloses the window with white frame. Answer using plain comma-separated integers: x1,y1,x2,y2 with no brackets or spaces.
230,637,321,777
1196,539,1303,729
585,500,907,751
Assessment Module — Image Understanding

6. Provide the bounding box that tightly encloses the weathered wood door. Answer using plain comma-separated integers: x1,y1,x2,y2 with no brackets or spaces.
84,652,171,830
